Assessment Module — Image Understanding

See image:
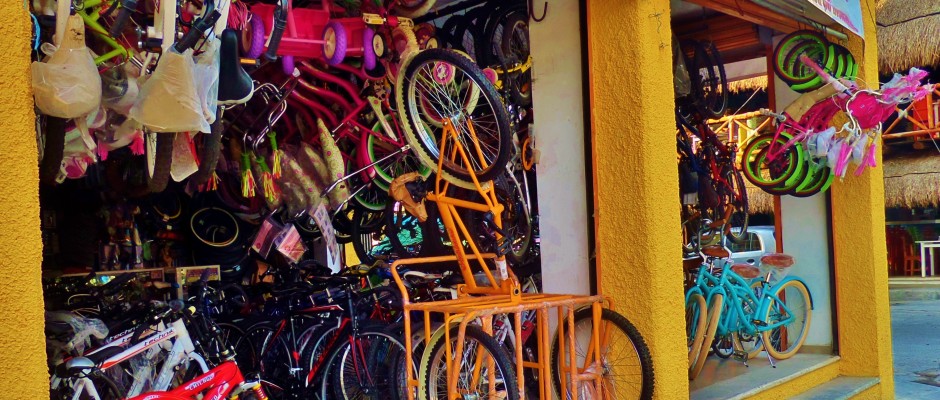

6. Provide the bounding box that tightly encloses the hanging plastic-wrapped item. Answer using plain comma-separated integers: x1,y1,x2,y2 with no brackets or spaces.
129,49,210,133
193,38,221,124
31,14,102,118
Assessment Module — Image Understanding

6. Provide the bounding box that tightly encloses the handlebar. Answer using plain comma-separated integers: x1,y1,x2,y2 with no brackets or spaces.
264,1,289,62
175,10,222,52
108,0,138,38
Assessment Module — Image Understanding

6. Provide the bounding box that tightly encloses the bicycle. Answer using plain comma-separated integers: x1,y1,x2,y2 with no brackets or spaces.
741,54,930,197
685,245,812,380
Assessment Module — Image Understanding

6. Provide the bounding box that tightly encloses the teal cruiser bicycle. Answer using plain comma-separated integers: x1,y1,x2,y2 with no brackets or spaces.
685,245,812,380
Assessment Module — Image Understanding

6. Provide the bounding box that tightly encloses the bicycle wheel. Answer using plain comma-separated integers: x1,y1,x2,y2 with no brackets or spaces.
397,48,512,189
422,325,520,400
302,321,344,390
760,279,812,360
686,291,707,369
722,168,750,245
52,371,124,400
327,329,411,400
788,159,833,198
700,41,728,118
740,133,805,191
146,132,174,193
500,11,533,107
190,107,223,187
690,293,722,380
551,308,654,400
245,324,296,398
712,335,735,359
39,116,67,186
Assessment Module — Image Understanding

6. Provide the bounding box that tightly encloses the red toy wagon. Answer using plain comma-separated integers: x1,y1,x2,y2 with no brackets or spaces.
248,1,381,73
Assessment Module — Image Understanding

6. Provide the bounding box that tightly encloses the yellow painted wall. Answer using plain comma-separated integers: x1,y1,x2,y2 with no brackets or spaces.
585,0,689,398
831,0,896,397
0,2,50,398
587,0,894,398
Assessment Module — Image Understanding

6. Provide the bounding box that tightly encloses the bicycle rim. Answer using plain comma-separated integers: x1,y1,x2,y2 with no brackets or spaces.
425,325,519,400
686,291,707,369
741,134,803,190
335,331,410,400
690,293,723,380
761,280,812,360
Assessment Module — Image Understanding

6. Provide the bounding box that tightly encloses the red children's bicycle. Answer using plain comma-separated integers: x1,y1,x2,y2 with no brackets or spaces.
125,361,267,400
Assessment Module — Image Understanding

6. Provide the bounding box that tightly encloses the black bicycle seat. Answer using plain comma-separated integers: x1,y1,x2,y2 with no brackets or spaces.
218,28,254,106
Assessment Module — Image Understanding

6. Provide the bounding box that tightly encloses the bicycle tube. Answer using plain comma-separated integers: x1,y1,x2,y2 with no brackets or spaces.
190,107,224,187
773,30,830,84
39,116,67,186
147,133,175,193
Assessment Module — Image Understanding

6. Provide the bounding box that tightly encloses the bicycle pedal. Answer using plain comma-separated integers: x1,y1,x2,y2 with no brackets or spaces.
732,351,748,361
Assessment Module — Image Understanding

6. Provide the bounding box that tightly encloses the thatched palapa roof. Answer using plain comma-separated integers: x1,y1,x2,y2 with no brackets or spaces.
728,76,768,94
746,182,773,214
876,0,940,73
883,152,940,208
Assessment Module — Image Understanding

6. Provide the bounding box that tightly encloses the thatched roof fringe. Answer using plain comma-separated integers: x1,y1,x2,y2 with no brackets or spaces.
876,0,940,72
883,152,940,209
746,183,774,214
728,76,768,94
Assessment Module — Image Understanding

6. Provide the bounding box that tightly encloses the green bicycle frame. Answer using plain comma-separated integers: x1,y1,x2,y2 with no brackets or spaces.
77,0,129,65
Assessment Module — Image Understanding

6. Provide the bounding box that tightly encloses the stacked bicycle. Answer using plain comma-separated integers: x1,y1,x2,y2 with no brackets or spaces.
684,246,812,380
741,30,931,197
672,38,750,256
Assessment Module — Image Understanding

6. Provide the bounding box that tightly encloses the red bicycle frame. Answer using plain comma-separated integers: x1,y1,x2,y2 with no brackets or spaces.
125,361,266,400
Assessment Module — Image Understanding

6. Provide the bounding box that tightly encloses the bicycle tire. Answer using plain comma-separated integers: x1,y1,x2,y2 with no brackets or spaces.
701,41,728,118
760,279,812,360
351,207,387,265
686,291,707,369
788,160,832,198
393,0,437,18
40,116,66,186
146,132,174,193
712,336,735,359
689,292,722,380
52,369,124,400
773,30,831,84
740,133,803,190
397,48,512,189
189,107,223,187
551,308,655,400
723,168,750,245
326,329,410,400
301,322,343,390
499,11,533,107
479,5,523,67
244,323,296,399
421,324,520,400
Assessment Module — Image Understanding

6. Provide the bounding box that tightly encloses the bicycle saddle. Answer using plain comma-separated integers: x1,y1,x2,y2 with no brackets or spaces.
54,356,95,377
761,253,795,268
731,263,761,279
700,245,730,259
217,28,254,106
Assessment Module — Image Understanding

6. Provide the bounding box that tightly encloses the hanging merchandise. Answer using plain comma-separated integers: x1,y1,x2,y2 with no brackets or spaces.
129,49,210,134
31,14,101,118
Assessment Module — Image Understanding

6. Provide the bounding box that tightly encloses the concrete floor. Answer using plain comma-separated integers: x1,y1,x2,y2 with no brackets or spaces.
892,299,940,399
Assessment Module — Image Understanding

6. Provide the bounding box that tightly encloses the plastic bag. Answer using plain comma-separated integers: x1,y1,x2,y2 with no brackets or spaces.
31,14,102,118
171,132,199,182
813,126,837,158
193,38,221,125
129,49,210,133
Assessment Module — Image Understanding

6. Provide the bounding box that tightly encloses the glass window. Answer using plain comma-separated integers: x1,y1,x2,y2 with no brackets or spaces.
728,232,762,253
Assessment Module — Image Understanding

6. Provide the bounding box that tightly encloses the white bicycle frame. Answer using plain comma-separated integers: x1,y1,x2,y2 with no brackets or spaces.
51,317,209,400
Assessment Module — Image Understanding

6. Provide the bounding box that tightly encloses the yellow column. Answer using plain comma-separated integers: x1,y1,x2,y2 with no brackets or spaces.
0,2,48,397
586,1,688,398
831,0,894,396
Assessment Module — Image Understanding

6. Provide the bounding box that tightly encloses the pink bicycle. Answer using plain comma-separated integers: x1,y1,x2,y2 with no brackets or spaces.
741,54,930,197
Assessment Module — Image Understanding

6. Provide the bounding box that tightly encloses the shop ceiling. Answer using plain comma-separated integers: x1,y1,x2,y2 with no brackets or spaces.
671,0,856,64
